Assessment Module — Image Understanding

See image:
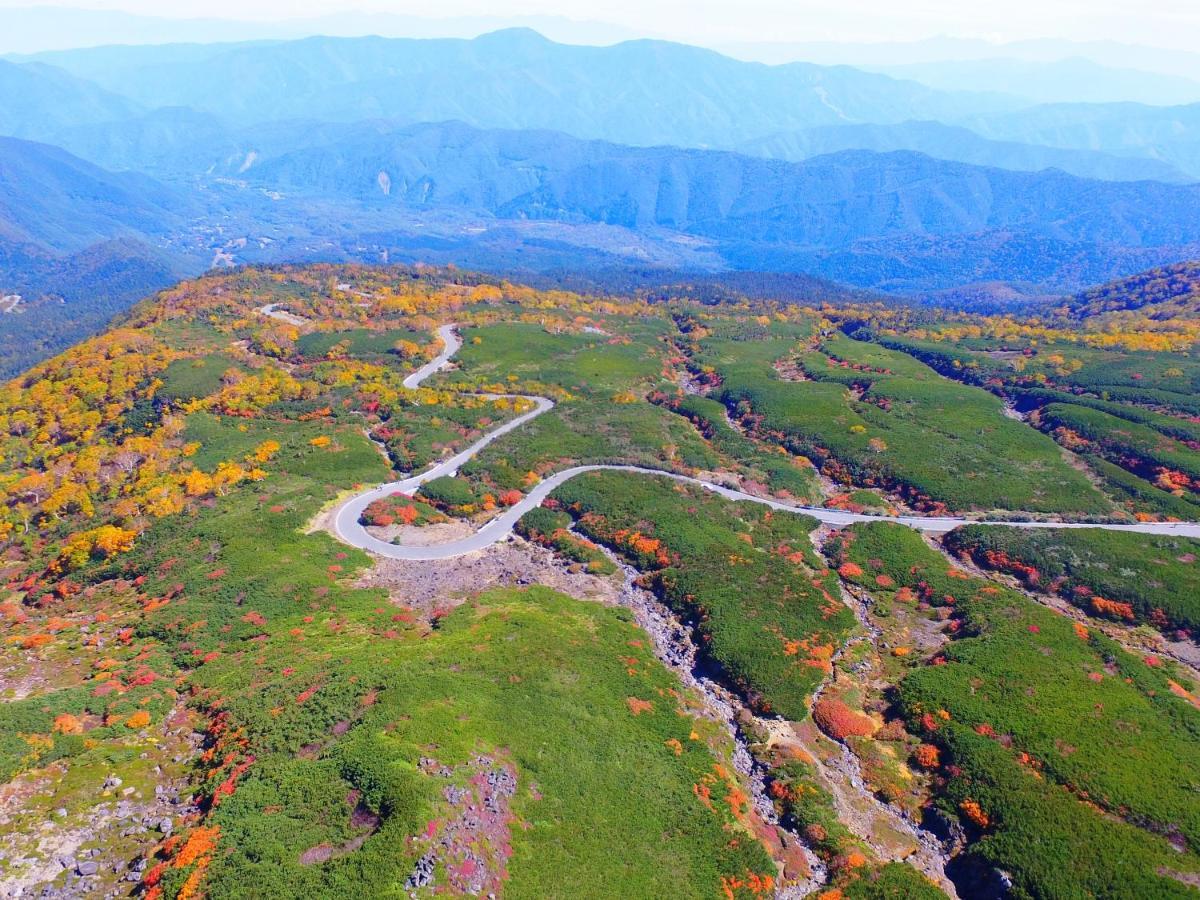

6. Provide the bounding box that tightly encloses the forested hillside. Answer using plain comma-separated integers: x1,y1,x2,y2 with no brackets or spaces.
1066,259,1200,321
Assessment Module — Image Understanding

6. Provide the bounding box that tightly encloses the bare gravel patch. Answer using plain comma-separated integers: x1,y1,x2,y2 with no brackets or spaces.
358,535,623,613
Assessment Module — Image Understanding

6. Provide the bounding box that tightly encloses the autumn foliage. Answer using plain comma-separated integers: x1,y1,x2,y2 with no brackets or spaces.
812,697,876,741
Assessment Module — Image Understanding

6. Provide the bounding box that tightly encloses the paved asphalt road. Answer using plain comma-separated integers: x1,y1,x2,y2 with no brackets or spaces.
332,325,1200,561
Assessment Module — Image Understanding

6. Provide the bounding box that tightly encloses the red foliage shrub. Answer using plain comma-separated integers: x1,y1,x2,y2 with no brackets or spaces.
913,744,941,768
812,697,875,740
295,684,320,704
1090,596,1136,621
960,799,990,828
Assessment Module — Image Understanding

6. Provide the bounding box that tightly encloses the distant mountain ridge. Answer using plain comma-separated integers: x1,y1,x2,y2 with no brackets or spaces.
240,121,1200,256
0,6,644,54
0,59,141,140
965,102,1200,180
0,135,183,252
0,137,202,375
21,29,1023,145
6,121,1200,302
870,58,1200,107
739,121,1193,183
4,28,1200,376
10,30,1200,184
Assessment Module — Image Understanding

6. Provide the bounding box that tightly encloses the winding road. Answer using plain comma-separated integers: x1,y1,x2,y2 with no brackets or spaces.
332,325,1200,561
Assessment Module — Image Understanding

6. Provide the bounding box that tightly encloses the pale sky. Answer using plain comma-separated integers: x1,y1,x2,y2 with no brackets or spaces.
2,0,1199,50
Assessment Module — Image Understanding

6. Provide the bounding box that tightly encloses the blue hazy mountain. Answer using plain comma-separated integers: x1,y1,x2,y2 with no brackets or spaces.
717,36,1200,82
0,6,644,55
15,31,1200,183
22,30,1024,144
5,29,1200,375
220,120,1200,293
0,135,183,252
737,121,1192,183
235,121,1200,245
869,58,1200,106
6,116,1200,295
964,102,1200,179
0,136,198,376
0,59,142,140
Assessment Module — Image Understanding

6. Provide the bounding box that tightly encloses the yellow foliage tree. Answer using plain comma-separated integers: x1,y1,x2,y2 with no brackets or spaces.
184,469,215,497
250,440,281,463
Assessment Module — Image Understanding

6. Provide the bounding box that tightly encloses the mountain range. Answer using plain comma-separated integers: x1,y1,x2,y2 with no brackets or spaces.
4,28,1200,373
868,58,1200,107
240,121,1200,252
8,119,1200,294
738,122,1191,183
719,35,1200,81
0,135,184,252
9,29,1200,183
14,30,1018,143
0,6,645,55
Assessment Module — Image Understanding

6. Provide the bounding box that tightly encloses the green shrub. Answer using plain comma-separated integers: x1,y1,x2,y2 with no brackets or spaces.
156,353,245,403
698,326,1109,515
553,471,855,719
416,475,478,511
1036,402,1200,489
516,506,616,574
946,524,1200,634
829,522,1200,897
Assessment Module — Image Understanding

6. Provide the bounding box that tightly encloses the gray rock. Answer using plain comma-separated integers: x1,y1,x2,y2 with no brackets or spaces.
76,861,99,876
404,850,436,890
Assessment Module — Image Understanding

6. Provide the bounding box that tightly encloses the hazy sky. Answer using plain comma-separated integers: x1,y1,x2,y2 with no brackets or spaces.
2,0,1199,49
